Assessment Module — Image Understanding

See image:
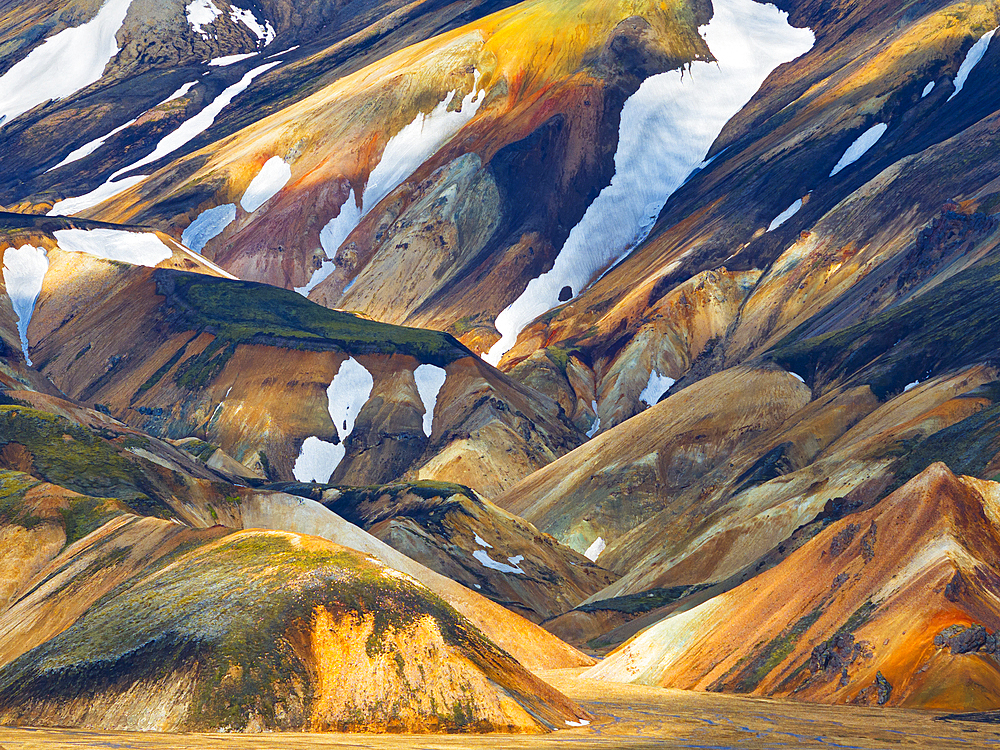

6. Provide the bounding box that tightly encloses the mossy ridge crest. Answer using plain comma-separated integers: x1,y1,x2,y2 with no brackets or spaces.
155,270,471,369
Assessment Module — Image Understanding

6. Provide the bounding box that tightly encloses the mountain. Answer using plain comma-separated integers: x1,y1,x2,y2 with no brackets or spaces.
5,0,1000,735
586,463,1000,711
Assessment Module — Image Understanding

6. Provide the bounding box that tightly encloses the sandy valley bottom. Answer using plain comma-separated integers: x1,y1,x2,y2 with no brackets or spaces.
1,669,998,749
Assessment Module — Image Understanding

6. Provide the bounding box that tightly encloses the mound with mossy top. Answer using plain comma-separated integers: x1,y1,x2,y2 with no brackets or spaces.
0,530,589,733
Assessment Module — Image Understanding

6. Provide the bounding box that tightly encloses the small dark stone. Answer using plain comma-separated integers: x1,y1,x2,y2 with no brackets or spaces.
875,671,892,705
558,285,573,302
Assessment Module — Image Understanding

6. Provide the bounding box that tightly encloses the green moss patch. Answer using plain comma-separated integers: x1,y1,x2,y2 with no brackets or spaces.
0,406,174,518
155,270,470,369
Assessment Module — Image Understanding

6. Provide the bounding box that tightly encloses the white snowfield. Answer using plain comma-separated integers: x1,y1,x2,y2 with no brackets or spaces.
363,73,485,214
949,27,997,101
52,228,173,266
293,357,374,483
829,122,887,176
921,80,935,98
475,533,493,549
209,52,258,67
0,0,134,128
186,0,222,37
240,156,291,212
767,197,803,231
47,80,197,175
586,400,601,438
473,549,525,574
639,370,675,407
484,0,815,365
229,5,275,45
2,245,49,366
296,75,485,295
46,117,138,173
181,203,237,251
413,363,447,437
584,536,606,562
49,61,279,216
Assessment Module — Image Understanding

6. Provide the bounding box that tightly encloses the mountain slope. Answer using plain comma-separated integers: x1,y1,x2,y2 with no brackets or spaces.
586,463,1000,711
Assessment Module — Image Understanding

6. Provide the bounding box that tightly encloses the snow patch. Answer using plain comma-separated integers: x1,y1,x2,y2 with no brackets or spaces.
921,80,935,98
297,76,483,296
47,117,138,172
240,156,291,212
949,27,997,101
507,555,524,565
473,549,524,574
159,81,198,106
268,45,298,59
230,5,275,45
295,189,362,295
52,228,173,266
474,534,492,549
328,357,374,439
209,52,259,67
565,719,591,727
48,175,147,216
484,0,814,365
584,537,606,562
292,437,344,484
0,0,134,128
586,400,601,439
829,123,887,177
414,363,447,437
49,62,278,216
904,380,920,392
640,370,675,407
790,372,806,384
767,198,802,231
2,245,48,366
292,357,374,483
363,72,485,214
182,203,237,251
186,0,222,37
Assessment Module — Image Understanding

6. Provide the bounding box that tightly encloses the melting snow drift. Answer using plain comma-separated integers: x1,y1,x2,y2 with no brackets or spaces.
767,198,803,231
949,27,997,101
584,537,606,562
182,203,237,251
186,0,222,37
473,549,525,574
53,228,173,266
414,364,447,437
293,357,374,483
640,370,675,407
297,76,484,296
240,156,291,212
0,0,134,127
49,62,278,216
2,246,49,366
829,122,887,176
484,0,814,365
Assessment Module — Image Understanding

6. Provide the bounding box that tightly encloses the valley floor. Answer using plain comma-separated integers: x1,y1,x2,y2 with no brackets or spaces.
0,669,996,749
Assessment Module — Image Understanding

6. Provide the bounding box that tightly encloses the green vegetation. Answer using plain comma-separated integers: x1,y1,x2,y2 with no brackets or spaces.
771,252,1000,399
0,470,44,529
59,495,125,546
725,607,824,693
156,270,469,369
176,438,219,463
0,532,503,732
577,584,714,615
0,407,174,518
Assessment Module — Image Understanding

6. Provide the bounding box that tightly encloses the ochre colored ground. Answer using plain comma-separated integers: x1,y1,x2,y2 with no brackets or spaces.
0,669,997,748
